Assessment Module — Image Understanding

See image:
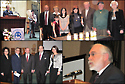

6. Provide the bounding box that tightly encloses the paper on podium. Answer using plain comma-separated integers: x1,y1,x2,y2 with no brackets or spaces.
14,72,20,77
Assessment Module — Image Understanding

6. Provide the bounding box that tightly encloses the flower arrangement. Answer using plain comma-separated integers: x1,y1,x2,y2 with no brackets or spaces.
3,29,13,41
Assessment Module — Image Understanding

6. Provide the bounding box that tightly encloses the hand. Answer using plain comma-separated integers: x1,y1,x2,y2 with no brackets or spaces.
107,30,111,35
57,71,60,75
92,27,96,31
21,69,24,73
40,28,43,31
31,70,34,73
120,30,124,34
14,71,17,74
54,34,57,37
81,21,84,25
1,73,4,76
47,69,50,73
51,22,53,26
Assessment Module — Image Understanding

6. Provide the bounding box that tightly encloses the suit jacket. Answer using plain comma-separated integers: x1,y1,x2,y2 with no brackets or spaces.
11,54,21,73
48,53,62,72
21,54,34,74
81,7,95,30
3,10,13,17
89,64,125,83
34,52,50,74
40,11,54,28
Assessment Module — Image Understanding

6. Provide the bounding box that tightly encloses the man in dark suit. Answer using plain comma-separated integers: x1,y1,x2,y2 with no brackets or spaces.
40,5,54,40
81,2,95,32
11,47,21,84
34,45,50,84
3,5,13,17
88,44,125,83
21,47,34,84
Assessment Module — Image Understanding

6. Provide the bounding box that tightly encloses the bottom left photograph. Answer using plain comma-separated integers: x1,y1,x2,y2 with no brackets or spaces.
0,41,62,84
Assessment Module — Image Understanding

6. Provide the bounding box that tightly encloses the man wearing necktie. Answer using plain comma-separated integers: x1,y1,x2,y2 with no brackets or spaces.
3,5,13,17
11,47,21,84
88,44,125,83
21,47,34,84
34,45,50,84
40,5,54,40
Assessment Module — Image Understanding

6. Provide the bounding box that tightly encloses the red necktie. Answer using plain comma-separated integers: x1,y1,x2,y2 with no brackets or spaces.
27,55,28,62
39,53,41,60
45,12,47,25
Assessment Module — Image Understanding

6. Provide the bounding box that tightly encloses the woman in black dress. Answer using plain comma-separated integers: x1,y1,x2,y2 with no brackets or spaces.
0,47,12,83
107,1,124,40
69,5,83,35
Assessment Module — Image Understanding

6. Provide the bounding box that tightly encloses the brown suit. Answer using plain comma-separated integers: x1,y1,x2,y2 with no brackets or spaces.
82,7,95,30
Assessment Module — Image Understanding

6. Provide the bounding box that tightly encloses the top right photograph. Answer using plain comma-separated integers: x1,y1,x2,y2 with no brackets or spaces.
39,0,125,41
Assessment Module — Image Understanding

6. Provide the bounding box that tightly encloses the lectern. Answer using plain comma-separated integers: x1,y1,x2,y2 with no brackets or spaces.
0,16,26,31
63,79,91,84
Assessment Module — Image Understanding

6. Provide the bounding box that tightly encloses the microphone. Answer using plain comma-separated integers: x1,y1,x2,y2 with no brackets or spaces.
63,70,82,78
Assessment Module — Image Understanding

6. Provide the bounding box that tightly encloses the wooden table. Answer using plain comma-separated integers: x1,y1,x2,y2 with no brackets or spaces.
0,82,12,84
50,35,112,41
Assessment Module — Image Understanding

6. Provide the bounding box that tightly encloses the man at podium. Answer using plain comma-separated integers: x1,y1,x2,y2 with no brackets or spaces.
3,5,13,17
88,44,125,83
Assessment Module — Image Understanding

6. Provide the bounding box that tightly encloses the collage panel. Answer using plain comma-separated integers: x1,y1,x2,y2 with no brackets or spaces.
0,41,63,84
62,41,125,83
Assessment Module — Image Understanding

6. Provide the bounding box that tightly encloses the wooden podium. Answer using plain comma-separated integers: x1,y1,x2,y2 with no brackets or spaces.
63,79,91,84
0,16,26,31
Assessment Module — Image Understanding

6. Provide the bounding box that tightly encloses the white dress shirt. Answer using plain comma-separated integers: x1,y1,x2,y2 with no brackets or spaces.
97,63,110,76
39,51,43,60
44,11,49,25
85,9,89,18
25,54,30,60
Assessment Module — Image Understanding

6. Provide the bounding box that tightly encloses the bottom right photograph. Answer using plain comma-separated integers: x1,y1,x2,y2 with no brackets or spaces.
63,41,125,84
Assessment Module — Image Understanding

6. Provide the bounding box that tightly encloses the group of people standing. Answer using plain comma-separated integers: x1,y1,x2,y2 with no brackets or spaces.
0,45,62,84
40,1,124,40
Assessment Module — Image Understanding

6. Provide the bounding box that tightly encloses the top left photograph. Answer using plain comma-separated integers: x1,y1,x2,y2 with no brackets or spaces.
0,0,40,41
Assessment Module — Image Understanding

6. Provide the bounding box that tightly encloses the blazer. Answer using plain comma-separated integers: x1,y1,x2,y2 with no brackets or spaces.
89,64,125,83
81,7,95,29
40,11,54,28
11,54,21,73
48,53,62,72
69,13,82,34
107,9,124,34
0,55,12,75
3,10,13,17
34,52,50,74
21,54,34,74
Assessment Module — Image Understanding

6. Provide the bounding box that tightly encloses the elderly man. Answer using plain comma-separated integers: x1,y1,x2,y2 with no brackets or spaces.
82,2,95,32
3,5,13,17
40,5,54,40
88,44,125,83
93,2,108,36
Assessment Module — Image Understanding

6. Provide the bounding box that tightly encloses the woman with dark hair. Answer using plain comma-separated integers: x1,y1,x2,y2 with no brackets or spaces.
59,8,69,36
0,47,12,83
69,5,83,35
47,45,62,83
107,1,124,40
